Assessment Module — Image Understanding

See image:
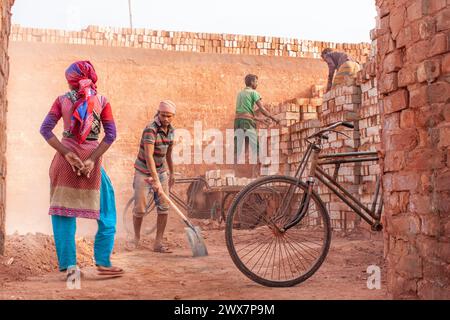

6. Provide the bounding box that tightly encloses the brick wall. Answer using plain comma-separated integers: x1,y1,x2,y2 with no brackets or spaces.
10,24,371,61
374,0,450,299
0,0,14,255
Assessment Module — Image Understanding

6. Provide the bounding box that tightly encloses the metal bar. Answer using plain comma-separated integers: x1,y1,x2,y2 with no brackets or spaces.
315,173,375,226
316,166,377,219
319,151,378,159
333,163,341,181
319,157,379,165
371,175,381,213
128,0,133,28
170,191,189,212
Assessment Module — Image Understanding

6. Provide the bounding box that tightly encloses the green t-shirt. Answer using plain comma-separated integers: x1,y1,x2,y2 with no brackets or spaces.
235,87,261,116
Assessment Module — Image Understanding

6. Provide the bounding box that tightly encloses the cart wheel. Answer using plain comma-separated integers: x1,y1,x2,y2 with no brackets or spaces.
185,179,209,218
122,196,157,237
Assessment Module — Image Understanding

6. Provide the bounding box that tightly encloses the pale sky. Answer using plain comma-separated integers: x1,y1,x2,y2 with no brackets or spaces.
12,0,377,43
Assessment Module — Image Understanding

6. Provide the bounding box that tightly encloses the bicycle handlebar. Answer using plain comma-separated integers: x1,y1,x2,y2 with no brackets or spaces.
307,121,355,140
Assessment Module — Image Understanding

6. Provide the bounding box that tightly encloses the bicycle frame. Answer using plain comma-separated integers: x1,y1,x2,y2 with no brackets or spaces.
283,136,383,232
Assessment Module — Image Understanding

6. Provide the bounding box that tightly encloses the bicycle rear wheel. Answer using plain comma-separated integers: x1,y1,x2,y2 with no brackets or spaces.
225,175,331,287
122,196,157,237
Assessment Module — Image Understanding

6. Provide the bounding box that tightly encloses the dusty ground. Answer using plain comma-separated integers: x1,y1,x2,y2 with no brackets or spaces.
0,215,388,300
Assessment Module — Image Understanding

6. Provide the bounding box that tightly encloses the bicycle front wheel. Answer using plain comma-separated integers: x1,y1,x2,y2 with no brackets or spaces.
225,175,331,287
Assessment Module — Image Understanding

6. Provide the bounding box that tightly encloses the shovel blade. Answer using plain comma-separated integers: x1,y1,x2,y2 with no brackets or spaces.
185,226,208,257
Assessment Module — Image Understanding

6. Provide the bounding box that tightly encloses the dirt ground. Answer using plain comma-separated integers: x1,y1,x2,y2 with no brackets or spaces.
0,215,389,300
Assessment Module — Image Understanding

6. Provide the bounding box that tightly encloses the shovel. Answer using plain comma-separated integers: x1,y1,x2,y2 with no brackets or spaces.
157,188,208,257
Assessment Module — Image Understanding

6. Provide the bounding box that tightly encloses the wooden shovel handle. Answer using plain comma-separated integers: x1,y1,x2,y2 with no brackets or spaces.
158,189,190,223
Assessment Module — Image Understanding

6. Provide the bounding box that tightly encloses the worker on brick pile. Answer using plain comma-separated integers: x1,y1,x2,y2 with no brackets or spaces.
234,74,280,177
40,61,124,279
321,48,361,92
130,100,176,253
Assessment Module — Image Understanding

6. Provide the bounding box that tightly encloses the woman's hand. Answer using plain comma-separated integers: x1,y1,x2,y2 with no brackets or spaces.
81,158,95,178
64,152,84,176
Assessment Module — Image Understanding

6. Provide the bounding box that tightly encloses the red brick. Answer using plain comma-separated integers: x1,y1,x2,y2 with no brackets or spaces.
409,194,433,215
377,33,396,56
436,8,450,31
416,104,445,128
409,84,428,108
407,1,423,22
391,215,422,237
396,26,412,48
443,102,450,121
418,17,437,40
423,0,447,15
384,89,409,114
379,72,398,94
406,148,446,170
398,64,417,87
406,40,430,63
420,214,441,236
428,32,449,57
384,151,406,172
400,109,416,128
390,7,407,39
438,126,450,147
436,170,450,191
384,112,400,131
442,52,450,74
426,81,450,103
387,129,419,152
384,50,404,72
416,59,441,83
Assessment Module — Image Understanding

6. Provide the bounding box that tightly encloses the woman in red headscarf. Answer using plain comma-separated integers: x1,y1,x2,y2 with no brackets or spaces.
40,61,123,278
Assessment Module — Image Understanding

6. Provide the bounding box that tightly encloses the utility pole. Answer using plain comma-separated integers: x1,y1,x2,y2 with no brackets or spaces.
128,0,133,29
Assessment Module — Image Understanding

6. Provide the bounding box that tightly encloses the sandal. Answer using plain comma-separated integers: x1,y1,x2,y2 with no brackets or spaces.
153,245,173,253
96,265,125,276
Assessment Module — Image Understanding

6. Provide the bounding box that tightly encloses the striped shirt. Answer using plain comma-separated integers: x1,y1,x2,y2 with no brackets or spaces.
134,117,175,175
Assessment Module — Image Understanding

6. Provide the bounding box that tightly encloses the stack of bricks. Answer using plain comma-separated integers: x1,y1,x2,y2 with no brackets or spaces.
287,119,321,176
205,169,256,187
373,0,450,299
317,85,362,231
263,95,323,176
0,0,14,255
10,24,371,61
357,58,382,215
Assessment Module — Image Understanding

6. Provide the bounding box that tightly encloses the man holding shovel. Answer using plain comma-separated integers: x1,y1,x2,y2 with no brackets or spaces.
131,100,176,253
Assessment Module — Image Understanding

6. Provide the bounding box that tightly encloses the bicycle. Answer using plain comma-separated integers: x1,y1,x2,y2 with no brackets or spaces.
225,121,383,287
122,174,211,237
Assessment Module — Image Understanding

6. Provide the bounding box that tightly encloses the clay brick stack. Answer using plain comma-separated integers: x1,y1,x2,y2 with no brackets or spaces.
10,24,371,61
205,169,256,187
317,85,362,231
357,59,381,212
263,95,323,176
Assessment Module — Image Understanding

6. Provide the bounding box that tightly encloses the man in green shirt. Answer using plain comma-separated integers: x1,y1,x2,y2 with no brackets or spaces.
234,74,279,173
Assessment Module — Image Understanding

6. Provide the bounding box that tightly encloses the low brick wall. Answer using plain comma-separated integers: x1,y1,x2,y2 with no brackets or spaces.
10,24,371,61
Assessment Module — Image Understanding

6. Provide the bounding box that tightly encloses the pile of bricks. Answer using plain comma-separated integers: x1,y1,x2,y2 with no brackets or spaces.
10,24,371,60
287,119,322,176
357,59,381,212
317,85,363,231
263,94,323,176
205,169,256,187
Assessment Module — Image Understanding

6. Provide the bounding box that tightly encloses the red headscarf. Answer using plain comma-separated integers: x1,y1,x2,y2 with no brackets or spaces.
65,61,99,144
